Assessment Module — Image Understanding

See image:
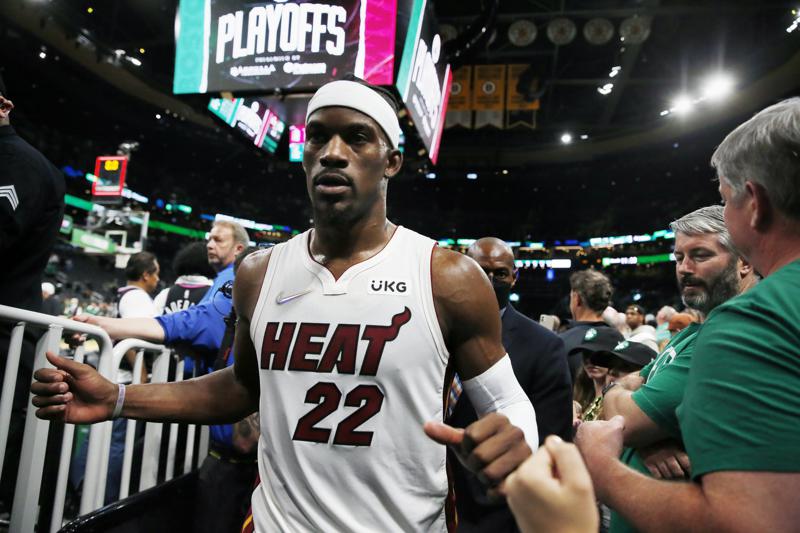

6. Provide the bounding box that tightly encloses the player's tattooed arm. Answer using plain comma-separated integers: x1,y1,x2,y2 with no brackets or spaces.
232,412,261,455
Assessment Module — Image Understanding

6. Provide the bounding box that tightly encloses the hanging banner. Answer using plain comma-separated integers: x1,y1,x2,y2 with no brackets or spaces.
506,64,540,110
445,66,472,128
448,66,472,111
472,64,505,128
174,0,398,94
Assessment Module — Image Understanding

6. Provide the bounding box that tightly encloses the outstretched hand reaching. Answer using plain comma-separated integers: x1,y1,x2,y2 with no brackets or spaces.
31,351,119,424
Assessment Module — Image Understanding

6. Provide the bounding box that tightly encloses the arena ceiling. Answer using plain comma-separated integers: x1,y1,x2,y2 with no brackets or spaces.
0,0,798,241
2,0,798,167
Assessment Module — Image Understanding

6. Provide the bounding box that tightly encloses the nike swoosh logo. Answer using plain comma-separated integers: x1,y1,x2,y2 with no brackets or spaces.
275,289,313,305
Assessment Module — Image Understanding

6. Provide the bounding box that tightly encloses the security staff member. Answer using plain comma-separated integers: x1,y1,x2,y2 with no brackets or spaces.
0,73,65,512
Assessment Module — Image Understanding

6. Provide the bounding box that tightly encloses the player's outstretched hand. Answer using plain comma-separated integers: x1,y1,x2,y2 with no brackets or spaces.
424,412,532,498
31,351,118,424
506,435,599,533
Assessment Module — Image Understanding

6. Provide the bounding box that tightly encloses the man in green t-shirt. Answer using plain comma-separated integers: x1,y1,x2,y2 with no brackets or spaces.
599,205,757,533
576,97,800,532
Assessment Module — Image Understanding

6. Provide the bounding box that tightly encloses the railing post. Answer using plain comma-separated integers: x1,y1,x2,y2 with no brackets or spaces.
139,347,171,491
0,321,25,480
165,357,184,481
80,339,115,515
118,350,145,499
10,324,62,533
49,345,85,533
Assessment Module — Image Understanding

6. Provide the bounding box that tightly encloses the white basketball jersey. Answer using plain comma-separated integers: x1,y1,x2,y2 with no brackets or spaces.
249,226,452,532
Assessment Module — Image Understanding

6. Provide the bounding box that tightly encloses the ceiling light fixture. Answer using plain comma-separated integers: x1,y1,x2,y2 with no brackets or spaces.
671,95,694,115
597,83,614,95
701,73,734,101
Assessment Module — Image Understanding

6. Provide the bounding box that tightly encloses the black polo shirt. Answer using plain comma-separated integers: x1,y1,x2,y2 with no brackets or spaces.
0,125,65,313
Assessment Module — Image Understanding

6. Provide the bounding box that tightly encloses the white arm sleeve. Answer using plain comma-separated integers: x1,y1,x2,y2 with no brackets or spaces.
461,354,539,449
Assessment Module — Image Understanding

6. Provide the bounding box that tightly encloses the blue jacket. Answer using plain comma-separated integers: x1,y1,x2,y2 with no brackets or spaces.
155,264,234,371
154,263,237,449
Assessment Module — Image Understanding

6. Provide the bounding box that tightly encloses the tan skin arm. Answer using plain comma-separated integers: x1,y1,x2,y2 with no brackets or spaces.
424,246,531,494
577,418,800,533
600,386,670,448
30,250,270,426
430,246,505,378
72,315,166,342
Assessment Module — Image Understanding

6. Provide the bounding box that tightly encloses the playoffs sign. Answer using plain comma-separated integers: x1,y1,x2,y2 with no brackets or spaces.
175,0,397,94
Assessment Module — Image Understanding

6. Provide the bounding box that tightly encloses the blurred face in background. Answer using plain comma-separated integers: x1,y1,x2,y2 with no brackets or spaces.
142,261,160,294
207,225,240,271
625,306,644,329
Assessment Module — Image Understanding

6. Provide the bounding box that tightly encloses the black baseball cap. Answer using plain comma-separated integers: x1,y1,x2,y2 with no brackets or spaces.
567,326,625,357
592,339,657,368
0,72,7,98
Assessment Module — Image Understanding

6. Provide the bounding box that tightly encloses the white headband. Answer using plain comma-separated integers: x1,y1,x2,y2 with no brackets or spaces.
306,80,401,149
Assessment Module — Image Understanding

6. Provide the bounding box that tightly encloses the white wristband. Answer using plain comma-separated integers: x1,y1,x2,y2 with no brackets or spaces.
461,355,539,449
111,383,126,419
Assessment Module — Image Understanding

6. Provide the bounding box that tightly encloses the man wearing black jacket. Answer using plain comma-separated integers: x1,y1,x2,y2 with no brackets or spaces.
0,73,65,512
448,237,573,532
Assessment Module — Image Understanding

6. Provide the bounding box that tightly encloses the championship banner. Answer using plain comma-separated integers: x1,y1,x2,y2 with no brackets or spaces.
447,66,471,110
445,65,472,129
506,64,540,110
174,0,398,94
395,0,452,164
472,64,506,128
506,63,538,129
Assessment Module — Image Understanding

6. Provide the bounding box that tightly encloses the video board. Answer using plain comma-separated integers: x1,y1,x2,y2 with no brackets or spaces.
175,0,398,94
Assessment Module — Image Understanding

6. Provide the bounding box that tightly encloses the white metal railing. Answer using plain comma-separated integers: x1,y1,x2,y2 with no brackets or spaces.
0,304,208,533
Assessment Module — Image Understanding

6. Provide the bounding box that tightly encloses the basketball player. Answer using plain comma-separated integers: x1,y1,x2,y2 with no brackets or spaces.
31,80,537,531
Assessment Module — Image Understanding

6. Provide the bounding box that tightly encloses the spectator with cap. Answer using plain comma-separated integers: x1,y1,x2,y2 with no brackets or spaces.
0,72,65,513
570,327,625,422
560,270,618,380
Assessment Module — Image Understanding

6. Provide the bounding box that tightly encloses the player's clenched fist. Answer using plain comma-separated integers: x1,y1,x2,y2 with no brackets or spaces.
31,351,118,424
506,436,598,533
424,412,532,498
